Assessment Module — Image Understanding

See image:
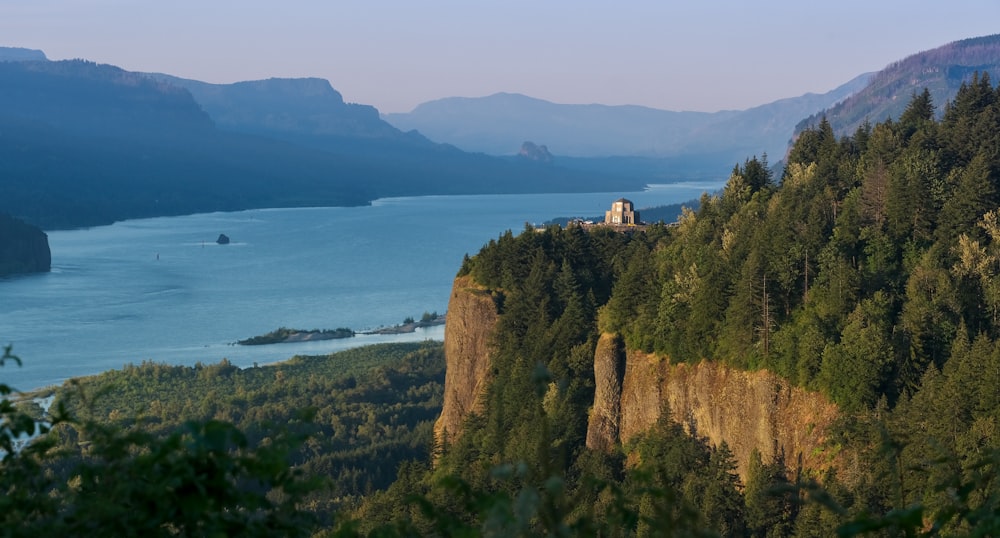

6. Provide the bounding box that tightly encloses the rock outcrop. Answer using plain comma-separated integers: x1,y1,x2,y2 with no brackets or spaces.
438,274,841,480
518,141,554,163
433,275,501,448
0,214,51,277
587,333,840,481
585,332,625,452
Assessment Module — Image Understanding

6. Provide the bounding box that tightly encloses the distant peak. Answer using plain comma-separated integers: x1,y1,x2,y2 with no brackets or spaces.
233,77,343,100
0,47,48,62
519,141,553,163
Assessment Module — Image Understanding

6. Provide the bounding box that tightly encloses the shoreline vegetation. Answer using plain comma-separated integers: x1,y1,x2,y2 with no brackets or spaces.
236,312,446,345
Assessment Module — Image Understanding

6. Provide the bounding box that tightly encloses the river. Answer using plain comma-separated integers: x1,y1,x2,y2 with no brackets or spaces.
1,182,723,391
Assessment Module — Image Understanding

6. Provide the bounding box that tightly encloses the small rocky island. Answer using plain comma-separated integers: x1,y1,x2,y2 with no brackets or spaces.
238,313,446,345
0,213,51,277
360,312,446,334
216,233,230,245
237,327,355,346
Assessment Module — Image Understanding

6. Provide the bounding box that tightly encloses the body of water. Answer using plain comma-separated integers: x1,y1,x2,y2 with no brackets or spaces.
1,182,722,391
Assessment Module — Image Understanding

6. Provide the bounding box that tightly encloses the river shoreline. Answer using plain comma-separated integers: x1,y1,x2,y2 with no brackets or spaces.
236,315,447,346
360,315,446,335
3,185,720,393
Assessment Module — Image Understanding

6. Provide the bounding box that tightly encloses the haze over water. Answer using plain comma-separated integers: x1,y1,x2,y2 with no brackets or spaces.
2,183,722,391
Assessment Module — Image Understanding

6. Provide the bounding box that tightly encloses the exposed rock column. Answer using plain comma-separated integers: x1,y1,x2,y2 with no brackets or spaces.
433,275,500,451
618,347,665,443
586,333,626,451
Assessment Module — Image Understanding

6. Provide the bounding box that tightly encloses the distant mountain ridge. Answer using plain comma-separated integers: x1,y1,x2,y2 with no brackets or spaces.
797,33,1000,137
0,60,215,138
0,52,643,229
386,34,1000,176
150,75,404,140
6,33,1000,230
383,76,870,163
0,47,47,62
388,92,725,156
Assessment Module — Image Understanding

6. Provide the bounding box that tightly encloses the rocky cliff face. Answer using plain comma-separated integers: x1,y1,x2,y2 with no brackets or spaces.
588,333,840,481
433,275,501,448
156,75,399,139
0,214,51,277
439,274,840,480
585,332,625,452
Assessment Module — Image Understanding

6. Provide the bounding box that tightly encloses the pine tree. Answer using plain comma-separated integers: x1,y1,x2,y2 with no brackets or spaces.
936,152,997,246
898,88,936,141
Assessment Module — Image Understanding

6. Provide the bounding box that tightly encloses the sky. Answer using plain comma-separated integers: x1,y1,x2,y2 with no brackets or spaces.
3,1,1000,114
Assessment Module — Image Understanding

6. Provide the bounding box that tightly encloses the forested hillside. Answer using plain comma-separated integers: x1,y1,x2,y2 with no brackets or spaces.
356,73,1000,535
797,33,1000,139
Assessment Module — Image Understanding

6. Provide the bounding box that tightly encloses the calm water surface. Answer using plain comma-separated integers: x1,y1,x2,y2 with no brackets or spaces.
1,183,722,391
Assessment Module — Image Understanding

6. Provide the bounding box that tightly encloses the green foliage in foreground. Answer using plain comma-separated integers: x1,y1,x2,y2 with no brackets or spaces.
27,342,444,527
3,342,450,535
3,343,320,536
4,340,1000,535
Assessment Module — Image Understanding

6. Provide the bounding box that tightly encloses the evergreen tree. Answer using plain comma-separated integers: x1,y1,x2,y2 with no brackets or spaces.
739,154,774,193
897,88,936,141
819,292,894,410
936,152,997,247
744,449,794,538
699,442,747,536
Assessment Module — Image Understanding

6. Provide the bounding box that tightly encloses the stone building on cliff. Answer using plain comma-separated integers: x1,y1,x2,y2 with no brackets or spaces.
605,198,639,225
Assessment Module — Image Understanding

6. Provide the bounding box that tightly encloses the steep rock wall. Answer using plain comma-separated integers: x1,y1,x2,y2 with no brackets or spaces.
0,214,51,277
439,276,840,480
586,332,625,452
589,333,840,481
433,275,500,448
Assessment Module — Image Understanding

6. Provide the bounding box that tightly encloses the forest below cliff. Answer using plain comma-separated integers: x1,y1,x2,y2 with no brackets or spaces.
1,342,446,533
5,74,1000,536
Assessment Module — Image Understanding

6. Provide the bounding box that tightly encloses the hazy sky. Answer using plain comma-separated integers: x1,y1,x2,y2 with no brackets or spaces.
3,1,999,114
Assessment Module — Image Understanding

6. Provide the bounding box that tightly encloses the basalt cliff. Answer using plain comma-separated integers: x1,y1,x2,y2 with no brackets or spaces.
587,332,840,480
433,275,501,447
0,214,51,277
435,273,841,482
